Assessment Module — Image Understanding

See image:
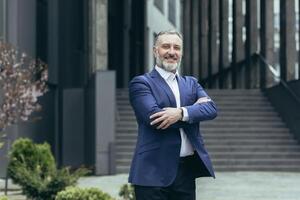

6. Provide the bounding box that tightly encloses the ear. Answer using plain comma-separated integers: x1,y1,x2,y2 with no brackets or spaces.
153,46,157,56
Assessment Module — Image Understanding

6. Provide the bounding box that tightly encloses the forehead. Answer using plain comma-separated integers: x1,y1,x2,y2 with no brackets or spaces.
157,34,182,46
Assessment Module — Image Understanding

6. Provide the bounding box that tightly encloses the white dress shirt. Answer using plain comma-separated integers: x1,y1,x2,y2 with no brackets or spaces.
155,66,194,157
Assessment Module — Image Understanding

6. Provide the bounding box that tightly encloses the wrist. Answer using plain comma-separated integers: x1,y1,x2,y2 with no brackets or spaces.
178,107,183,120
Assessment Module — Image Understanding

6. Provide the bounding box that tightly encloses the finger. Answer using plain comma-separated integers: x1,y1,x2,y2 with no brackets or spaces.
150,116,165,125
157,119,168,129
150,111,164,119
161,121,171,130
161,122,170,130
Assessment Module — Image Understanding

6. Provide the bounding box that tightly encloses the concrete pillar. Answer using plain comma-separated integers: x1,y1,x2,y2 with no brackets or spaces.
232,0,245,88
246,0,258,88
260,0,274,88
299,0,300,80
95,71,116,175
280,0,296,81
90,0,108,71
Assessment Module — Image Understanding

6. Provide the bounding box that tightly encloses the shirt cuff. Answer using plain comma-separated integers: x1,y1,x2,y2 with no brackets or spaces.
181,107,189,122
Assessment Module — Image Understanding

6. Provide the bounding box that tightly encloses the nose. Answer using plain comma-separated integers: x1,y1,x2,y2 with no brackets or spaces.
168,47,175,55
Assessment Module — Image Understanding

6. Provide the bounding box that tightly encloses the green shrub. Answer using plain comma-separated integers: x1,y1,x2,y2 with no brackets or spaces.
55,187,114,200
7,138,89,200
0,196,8,200
119,184,135,200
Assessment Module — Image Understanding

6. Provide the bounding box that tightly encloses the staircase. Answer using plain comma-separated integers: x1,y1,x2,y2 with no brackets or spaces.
115,89,300,173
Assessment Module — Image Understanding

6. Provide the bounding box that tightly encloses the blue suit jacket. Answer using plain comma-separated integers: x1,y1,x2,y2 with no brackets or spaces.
128,69,217,187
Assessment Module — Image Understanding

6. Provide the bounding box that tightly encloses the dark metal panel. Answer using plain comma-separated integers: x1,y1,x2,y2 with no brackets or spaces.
182,0,192,75
280,0,296,81
85,74,96,170
108,0,125,88
47,0,59,85
122,0,131,87
36,0,47,62
62,89,85,167
219,0,230,88
58,0,88,88
265,80,300,142
130,0,145,78
191,0,200,78
208,0,219,88
199,0,209,80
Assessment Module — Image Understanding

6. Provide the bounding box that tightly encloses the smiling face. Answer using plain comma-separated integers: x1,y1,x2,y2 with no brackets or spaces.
153,34,183,73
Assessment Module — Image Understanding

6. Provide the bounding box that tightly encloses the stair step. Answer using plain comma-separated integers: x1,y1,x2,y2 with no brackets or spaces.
116,151,300,159
116,144,300,153
115,89,300,172
117,123,287,128
214,165,300,171
116,129,291,134
212,158,300,165
117,110,280,116
117,116,282,121
115,158,300,166
116,134,294,140
115,138,298,146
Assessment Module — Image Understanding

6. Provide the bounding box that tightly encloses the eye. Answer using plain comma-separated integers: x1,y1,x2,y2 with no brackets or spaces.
174,46,181,50
161,44,170,49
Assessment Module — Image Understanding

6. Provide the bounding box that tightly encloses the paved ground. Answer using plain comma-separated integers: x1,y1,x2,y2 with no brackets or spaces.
1,172,300,200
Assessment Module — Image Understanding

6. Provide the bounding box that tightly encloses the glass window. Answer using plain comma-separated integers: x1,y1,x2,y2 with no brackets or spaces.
154,0,164,14
168,0,176,25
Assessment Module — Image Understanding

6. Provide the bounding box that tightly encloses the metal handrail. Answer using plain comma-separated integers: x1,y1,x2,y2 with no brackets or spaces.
254,53,300,106
201,52,300,106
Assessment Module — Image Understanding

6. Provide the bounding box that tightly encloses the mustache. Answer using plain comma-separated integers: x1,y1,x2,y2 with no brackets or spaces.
155,52,182,62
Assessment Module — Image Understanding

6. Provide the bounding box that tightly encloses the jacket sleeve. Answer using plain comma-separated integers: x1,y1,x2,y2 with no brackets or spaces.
184,78,218,124
129,76,187,129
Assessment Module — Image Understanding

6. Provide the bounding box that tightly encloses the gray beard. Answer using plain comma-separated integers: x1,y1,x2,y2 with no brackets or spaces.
155,56,181,72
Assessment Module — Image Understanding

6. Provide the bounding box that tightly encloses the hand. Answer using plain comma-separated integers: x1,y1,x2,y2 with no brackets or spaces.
149,107,182,129
194,97,211,104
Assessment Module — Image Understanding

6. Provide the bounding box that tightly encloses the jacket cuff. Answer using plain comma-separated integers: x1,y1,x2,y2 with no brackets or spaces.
181,107,189,122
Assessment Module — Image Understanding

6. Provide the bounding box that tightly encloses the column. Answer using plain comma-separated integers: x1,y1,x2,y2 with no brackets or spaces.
280,0,296,81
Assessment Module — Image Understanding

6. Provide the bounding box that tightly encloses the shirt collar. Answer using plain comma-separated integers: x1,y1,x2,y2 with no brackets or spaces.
155,65,178,81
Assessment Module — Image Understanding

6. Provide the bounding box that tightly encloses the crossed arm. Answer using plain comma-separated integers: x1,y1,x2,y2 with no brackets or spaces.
149,96,212,129
129,76,217,130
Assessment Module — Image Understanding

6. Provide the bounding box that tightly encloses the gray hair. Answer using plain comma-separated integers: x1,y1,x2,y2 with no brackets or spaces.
153,30,183,47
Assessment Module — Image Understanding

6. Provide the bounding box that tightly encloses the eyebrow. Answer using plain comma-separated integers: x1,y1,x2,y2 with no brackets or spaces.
160,42,182,46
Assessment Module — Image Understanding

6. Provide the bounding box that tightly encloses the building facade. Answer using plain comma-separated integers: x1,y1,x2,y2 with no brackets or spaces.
1,0,300,177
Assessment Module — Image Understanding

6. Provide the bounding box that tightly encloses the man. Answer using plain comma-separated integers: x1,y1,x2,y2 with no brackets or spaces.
128,30,217,200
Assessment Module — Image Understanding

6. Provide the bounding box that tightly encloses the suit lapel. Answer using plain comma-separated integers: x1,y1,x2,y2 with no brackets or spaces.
149,69,177,107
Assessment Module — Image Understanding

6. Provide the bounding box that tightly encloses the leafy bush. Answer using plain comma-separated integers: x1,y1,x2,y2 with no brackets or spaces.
55,187,114,200
119,184,135,200
7,138,89,200
0,196,8,200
